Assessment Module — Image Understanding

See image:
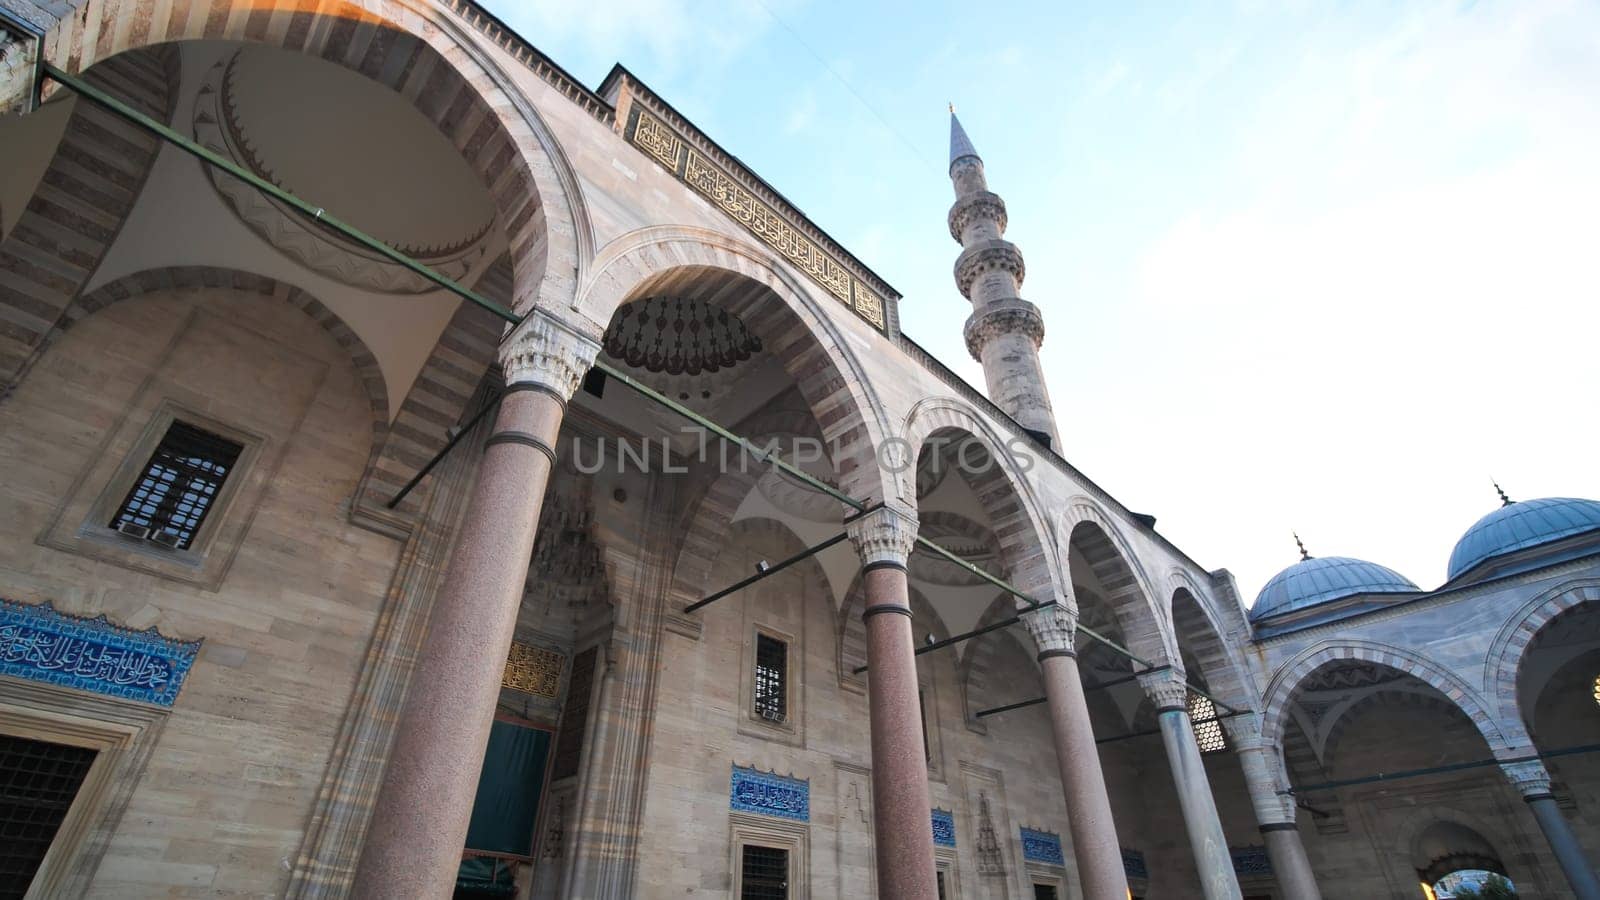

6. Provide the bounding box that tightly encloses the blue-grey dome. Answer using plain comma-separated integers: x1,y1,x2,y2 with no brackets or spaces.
1447,497,1600,580
1251,556,1419,622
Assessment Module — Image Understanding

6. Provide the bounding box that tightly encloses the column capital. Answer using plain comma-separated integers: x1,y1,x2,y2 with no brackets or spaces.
1501,759,1554,798
1138,668,1190,711
847,503,919,569
1222,711,1268,750
1022,605,1077,656
499,310,600,400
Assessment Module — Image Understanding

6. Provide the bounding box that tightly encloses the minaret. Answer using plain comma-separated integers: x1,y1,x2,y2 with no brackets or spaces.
948,109,1060,449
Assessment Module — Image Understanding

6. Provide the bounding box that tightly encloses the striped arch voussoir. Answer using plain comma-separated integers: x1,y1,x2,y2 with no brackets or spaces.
579,227,893,506
1484,578,1600,733
1061,500,1174,667
1262,640,1521,756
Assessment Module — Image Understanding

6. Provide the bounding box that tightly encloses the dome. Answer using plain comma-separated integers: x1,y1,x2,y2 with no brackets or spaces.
1251,556,1419,622
1447,497,1600,580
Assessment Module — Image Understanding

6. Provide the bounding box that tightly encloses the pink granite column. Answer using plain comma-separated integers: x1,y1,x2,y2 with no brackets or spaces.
352,313,597,899
1224,715,1322,900
848,503,939,900
1023,606,1130,900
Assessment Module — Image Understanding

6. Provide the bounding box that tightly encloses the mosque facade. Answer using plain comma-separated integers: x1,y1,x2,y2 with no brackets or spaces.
0,2,1596,898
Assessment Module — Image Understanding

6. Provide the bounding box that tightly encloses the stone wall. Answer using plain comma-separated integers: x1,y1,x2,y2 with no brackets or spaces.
0,286,400,896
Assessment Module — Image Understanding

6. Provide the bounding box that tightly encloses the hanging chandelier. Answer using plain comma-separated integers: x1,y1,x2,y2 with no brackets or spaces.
602,296,763,377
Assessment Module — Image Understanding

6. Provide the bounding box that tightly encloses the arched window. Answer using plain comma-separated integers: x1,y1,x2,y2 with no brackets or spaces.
1188,693,1227,753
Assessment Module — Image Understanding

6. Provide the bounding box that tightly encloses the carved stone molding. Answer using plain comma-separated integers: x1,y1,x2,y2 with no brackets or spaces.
1500,760,1553,797
954,240,1026,299
1022,605,1077,655
964,299,1045,359
846,503,919,568
947,191,1008,242
1139,669,1191,710
500,311,600,397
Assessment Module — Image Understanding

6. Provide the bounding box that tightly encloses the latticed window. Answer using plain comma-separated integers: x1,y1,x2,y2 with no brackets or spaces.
1591,673,1600,708
0,735,98,897
1189,693,1227,754
110,421,242,550
740,844,788,899
754,634,787,722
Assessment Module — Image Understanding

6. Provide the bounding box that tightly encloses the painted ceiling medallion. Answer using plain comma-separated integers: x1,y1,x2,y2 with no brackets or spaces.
191,49,496,294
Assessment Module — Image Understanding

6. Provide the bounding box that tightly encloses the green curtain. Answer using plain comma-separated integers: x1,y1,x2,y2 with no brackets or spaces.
455,719,552,892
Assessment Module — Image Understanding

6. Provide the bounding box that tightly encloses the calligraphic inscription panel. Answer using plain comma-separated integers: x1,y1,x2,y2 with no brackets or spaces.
626,107,889,332
730,764,809,822
502,641,563,699
1019,826,1064,866
931,808,956,847
0,598,200,706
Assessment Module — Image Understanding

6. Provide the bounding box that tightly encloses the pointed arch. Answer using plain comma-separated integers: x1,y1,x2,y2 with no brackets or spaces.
34,0,581,312
1261,639,1524,755
578,226,896,506
1484,577,1600,729
902,396,1064,606
1061,499,1174,668
1167,570,1253,708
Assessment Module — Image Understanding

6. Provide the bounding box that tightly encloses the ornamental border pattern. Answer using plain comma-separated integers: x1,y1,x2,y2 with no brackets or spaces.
0,598,201,707
1019,826,1063,866
931,808,956,847
730,764,810,822
625,106,888,332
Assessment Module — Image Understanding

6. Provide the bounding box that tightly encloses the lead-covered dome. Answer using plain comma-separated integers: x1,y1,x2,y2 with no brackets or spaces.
1251,556,1419,622
1447,497,1600,580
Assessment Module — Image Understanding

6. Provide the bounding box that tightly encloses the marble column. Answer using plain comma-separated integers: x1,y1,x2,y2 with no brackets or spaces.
352,312,598,899
1502,760,1600,899
1139,670,1243,900
847,503,939,900
1223,715,1321,900
1022,605,1130,900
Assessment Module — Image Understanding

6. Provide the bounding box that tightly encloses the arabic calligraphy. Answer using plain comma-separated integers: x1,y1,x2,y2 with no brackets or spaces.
627,108,889,331
730,765,809,822
1020,826,1064,865
932,808,956,847
0,599,200,706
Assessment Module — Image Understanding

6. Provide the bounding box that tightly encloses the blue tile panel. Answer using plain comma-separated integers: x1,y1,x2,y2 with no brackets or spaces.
1122,847,1148,879
0,598,200,706
931,808,956,847
1019,827,1063,865
730,765,809,822
1251,556,1418,621
1231,844,1272,875
1448,497,1600,579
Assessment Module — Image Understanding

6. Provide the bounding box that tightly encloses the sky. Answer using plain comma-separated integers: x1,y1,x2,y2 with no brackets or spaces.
483,0,1600,606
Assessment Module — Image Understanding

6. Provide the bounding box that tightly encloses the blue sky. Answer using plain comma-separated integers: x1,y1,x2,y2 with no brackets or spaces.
485,0,1600,604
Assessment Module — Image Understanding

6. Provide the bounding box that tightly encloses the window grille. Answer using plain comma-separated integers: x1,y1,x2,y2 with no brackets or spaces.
754,634,787,722
936,870,947,900
1188,693,1227,754
740,844,788,900
1032,884,1059,900
0,735,98,898
1591,673,1600,708
110,421,242,550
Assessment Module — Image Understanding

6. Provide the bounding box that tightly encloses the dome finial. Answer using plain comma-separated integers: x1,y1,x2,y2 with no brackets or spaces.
1492,479,1513,507
1293,532,1312,561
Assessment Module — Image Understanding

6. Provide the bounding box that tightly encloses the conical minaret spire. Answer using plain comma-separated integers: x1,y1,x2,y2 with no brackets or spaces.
947,110,1060,448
